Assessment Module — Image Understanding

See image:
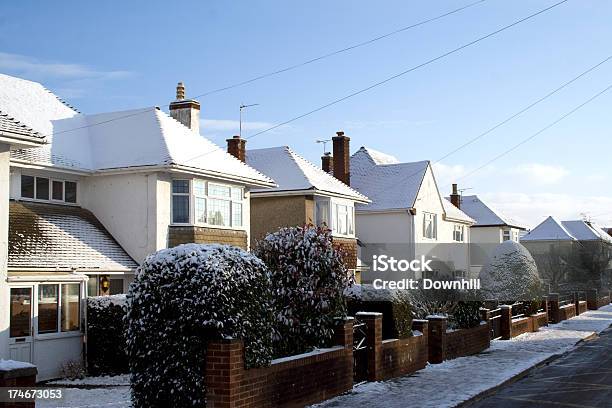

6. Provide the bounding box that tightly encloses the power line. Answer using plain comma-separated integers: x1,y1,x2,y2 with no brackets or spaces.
182,0,570,164
191,0,489,99
35,1,488,140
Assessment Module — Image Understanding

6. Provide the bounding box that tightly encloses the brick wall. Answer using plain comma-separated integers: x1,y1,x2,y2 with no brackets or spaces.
205,320,353,408
445,323,491,361
168,226,247,249
249,195,313,248
558,304,576,321
0,364,37,408
486,304,548,340
586,289,610,310
332,237,358,270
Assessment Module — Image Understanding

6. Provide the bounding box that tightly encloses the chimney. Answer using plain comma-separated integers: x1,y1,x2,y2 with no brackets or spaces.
332,131,350,185
450,183,460,209
227,135,246,162
169,81,201,134
321,152,333,174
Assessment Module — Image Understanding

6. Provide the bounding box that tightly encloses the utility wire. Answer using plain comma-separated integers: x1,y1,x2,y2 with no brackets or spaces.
36,1,488,140
182,0,570,164
190,0,489,99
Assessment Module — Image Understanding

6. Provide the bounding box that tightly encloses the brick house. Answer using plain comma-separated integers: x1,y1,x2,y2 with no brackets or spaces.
224,135,369,273
0,74,274,379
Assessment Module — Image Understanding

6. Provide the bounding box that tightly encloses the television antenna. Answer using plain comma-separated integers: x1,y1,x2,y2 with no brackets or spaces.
239,103,259,138
316,139,332,154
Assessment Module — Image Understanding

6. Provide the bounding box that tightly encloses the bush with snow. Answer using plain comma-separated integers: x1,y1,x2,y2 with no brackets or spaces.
87,294,128,375
126,244,274,408
479,240,542,301
254,225,352,357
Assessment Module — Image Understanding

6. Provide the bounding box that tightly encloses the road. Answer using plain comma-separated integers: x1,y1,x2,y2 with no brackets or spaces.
467,327,612,408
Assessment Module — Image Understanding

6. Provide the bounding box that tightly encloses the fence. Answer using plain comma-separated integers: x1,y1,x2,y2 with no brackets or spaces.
548,293,576,324
481,299,549,340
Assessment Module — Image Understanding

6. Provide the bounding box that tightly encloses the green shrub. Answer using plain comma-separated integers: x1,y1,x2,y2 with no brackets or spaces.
391,292,413,338
452,301,483,329
87,295,128,375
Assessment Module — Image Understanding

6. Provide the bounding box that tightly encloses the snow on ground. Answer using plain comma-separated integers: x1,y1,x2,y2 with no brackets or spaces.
48,374,129,387
315,304,612,408
37,387,131,408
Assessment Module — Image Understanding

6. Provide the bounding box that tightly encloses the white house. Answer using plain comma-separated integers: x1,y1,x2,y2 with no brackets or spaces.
451,194,527,275
0,74,275,380
343,145,475,280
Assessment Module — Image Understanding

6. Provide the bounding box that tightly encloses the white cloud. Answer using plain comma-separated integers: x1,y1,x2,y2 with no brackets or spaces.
0,52,132,81
478,192,612,229
511,163,569,184
432,162,468,189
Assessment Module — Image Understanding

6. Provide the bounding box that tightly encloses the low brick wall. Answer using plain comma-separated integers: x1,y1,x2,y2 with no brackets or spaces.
0,362,37,408
558,304,576,321
445,323,491,361
487,305,548,340
587,289,611,310
578,301,588,314
168,225,248,249
205,320,353,408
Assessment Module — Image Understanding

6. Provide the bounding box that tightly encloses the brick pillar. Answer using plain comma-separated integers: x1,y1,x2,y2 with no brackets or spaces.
586,289,598,310
411,319,429,338
356,312,382,382
205,339,244,408
0,363,37,408
548,293,560,323
480,308,492,339
573,292,581,316
500,305,512,340
427,316,447,363
334,317,354,349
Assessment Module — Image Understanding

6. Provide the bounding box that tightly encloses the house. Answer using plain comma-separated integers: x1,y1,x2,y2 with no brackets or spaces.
450,193,527,275
520,216,612,288
223,135,369,275
328,140,475,281
0,74,274,379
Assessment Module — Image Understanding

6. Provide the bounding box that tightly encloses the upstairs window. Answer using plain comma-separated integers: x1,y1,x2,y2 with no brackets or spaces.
502,230,511,242
315,198,355,237
453,225,465,242
423,212,437,239
21,175,77,204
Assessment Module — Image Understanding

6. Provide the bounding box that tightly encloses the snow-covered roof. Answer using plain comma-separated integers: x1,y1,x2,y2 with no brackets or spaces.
247,146,369,202
9,201,138,271
2,74,274,187
562,220,612,243
442,198,475,224
520,216,576,241
350,147,429,212
458,195,526,229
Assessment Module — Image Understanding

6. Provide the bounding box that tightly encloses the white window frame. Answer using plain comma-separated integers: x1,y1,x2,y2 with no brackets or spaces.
453,224,464,242
32,282,83,340
20,174,78,205
171,179,191,225
51,179,65,202
423,212,437,239
315,197,355,238
502,229,511,242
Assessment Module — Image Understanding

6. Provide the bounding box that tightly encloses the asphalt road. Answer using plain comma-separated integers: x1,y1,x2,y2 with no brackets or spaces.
467,327,612,408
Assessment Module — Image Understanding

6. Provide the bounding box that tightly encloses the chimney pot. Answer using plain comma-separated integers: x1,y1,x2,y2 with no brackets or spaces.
176,82,185,100
332,131,350,185
450,183,461,209
227,135,247,162
169,81,201,134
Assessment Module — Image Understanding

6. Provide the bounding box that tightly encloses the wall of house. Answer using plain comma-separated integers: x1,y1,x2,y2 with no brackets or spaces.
0,144,11,360
250,195,313,248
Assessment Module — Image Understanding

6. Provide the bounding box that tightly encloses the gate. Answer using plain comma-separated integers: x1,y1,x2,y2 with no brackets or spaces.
353,317,368,383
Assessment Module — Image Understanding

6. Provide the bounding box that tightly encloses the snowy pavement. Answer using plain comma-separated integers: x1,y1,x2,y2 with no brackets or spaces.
315,304,612,408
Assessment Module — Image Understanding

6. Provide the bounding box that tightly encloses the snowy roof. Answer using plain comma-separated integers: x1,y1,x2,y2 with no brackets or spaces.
520,216,576,241
562,220,612,243
458,195,526,229
9,201,138,271
2,74,274,187
350,147,429,211
442,198,475,224
0,111,42,141
247,146,369,202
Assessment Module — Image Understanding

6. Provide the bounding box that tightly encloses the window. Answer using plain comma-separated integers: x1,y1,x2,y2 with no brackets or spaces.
21,175,34,198
453,225,464,242
109,279,124,295
38,284,58,334
331,202,355,236
10,288,31,337
171,179,244,227
172,180,190,224
61,284,80,332
21,175,77,204
52,180,64,201
423,212,437,239
502,230,511,242
316,199,330,228
87,276,98,297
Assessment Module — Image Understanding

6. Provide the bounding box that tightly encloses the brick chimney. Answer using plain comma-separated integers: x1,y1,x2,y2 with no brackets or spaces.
321,152,333,174
227,135,246,162
450,183,460,209
332,131,350,185
169,82,201,134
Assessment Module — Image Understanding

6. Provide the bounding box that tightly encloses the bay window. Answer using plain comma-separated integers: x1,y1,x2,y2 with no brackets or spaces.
423,212,437,239
315,197,355,237
171,179,244,228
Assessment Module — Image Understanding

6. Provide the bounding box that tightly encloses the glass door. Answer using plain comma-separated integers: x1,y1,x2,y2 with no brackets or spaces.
8,286,34,363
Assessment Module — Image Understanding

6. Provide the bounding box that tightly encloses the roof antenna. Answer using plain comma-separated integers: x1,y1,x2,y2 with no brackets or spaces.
316,139,332,154
239,103,259,138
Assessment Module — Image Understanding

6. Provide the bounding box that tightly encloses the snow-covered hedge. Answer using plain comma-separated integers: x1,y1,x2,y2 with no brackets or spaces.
479,241,542,301
87,294,128,376
254,225,352,357
126,244,274,408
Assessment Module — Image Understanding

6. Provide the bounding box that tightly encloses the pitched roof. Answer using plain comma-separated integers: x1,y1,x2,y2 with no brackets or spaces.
442,198,475,224
458,195,526,229
2,74,274,187
247,146,369,202
520,216,576,241
9,201,137,271
0,111,41,140
562,220,612,243
350,147,429,212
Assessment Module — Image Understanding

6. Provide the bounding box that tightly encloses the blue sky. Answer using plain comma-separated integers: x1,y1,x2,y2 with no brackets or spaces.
1,0,611,227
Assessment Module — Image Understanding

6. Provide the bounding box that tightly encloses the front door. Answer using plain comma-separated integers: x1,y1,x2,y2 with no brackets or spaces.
8,286,34,363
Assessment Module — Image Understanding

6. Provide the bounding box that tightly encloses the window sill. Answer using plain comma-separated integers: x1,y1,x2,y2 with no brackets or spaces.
35,331,83,341
18,197,79,206
170,223,247,232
